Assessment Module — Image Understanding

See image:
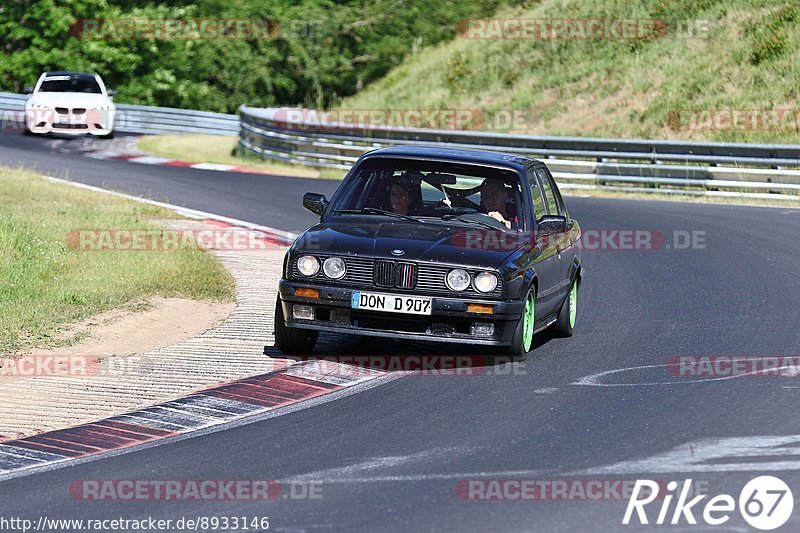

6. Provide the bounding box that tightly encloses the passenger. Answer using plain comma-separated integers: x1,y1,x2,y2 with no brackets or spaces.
480,179,514,229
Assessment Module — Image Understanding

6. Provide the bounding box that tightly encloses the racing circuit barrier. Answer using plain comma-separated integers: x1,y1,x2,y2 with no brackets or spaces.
3,88,799,201
0,92,238,136
238,105,800,201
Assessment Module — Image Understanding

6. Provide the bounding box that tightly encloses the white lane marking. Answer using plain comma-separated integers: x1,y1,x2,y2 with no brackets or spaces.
84,151,123,160
43,175,299,242
533,387,559,394
127,156,175,165
287,447,475,482
0,445,65,462
190,162,238,171
577,434,800,475
571,363,784,387
283,470,556,484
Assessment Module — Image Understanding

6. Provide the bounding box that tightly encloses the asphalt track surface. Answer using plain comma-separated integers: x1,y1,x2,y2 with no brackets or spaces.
3,131,800,531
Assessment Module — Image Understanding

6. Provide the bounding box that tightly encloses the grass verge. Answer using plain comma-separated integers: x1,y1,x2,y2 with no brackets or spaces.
137,134,344,179
0,166,235,354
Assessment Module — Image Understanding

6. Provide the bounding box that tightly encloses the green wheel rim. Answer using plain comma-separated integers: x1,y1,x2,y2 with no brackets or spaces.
568,281,578,329
522,290,535,352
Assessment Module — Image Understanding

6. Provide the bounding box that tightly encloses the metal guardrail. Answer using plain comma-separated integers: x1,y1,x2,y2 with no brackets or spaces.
0,92,238,135
238,105,800,201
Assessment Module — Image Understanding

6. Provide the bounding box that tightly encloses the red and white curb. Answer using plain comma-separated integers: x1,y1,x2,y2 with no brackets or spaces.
0,361,385,478
89,153,275,175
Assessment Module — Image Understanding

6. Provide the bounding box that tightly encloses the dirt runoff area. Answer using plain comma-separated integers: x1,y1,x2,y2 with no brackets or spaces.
21,297,234,359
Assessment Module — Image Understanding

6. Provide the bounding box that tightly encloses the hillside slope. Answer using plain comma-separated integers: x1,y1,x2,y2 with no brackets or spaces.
339,0,800,143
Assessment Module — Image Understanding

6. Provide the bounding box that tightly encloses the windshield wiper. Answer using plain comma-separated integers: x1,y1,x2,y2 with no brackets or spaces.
333,207,421,223
440,213,504,231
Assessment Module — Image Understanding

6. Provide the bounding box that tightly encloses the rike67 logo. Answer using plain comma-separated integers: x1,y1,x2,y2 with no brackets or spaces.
624,476,793,530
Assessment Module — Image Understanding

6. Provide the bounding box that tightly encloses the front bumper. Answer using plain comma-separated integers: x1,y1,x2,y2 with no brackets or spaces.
25,109,114,135
278,280,525,346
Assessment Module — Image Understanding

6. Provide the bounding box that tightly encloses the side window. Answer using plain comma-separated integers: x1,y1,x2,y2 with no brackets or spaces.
547,169,569,219
536,168,560,216
525,168,546,221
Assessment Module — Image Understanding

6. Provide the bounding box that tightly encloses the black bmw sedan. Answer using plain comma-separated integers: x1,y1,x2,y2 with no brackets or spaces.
275,145,582,357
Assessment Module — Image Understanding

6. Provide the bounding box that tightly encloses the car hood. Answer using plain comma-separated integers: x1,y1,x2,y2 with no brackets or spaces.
26,93,113,108
294,220,523,269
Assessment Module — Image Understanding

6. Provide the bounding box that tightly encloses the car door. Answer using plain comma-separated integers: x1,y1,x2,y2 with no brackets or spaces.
536,166,574,302
524,166,562,318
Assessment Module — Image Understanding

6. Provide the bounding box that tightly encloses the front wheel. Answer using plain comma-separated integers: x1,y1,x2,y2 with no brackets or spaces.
274,296,318,355
553,277,578,337
508,287,535,358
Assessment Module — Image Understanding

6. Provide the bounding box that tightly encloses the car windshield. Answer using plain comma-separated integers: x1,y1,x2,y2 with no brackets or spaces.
330,157,525,231
39,75,101,93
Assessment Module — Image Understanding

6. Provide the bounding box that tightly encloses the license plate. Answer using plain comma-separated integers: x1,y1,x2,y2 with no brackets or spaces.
351,291,432,315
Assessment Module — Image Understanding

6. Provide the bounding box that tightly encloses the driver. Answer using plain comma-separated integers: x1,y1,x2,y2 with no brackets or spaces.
480,179,514,229
389,181,412,215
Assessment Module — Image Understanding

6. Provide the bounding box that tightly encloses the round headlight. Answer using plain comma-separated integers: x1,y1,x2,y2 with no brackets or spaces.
322,257,346,279
446,269,471,291
474,271,498,293
297,255,319,276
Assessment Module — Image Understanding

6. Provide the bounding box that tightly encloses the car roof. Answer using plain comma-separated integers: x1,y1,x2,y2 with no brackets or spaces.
362,145,541,171
43,71,98,79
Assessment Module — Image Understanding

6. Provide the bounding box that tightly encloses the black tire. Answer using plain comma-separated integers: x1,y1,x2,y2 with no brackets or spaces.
553,277,578,337
100,131,115,139
274,296,318,355
508,286,536,359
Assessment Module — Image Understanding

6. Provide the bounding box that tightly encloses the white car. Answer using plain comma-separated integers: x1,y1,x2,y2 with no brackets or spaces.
24,71,116,138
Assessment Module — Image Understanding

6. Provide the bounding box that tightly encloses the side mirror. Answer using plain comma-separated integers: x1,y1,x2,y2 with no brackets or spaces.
107,89,117,97
537,215,567,236
303,192,328,216
22,86,33,95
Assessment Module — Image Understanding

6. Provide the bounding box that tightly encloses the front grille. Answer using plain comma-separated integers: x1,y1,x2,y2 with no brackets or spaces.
371,261,416,289
292,256,502,299
394,262,417,289
374,260,394,288
55,107,68,114
73,108,86,115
